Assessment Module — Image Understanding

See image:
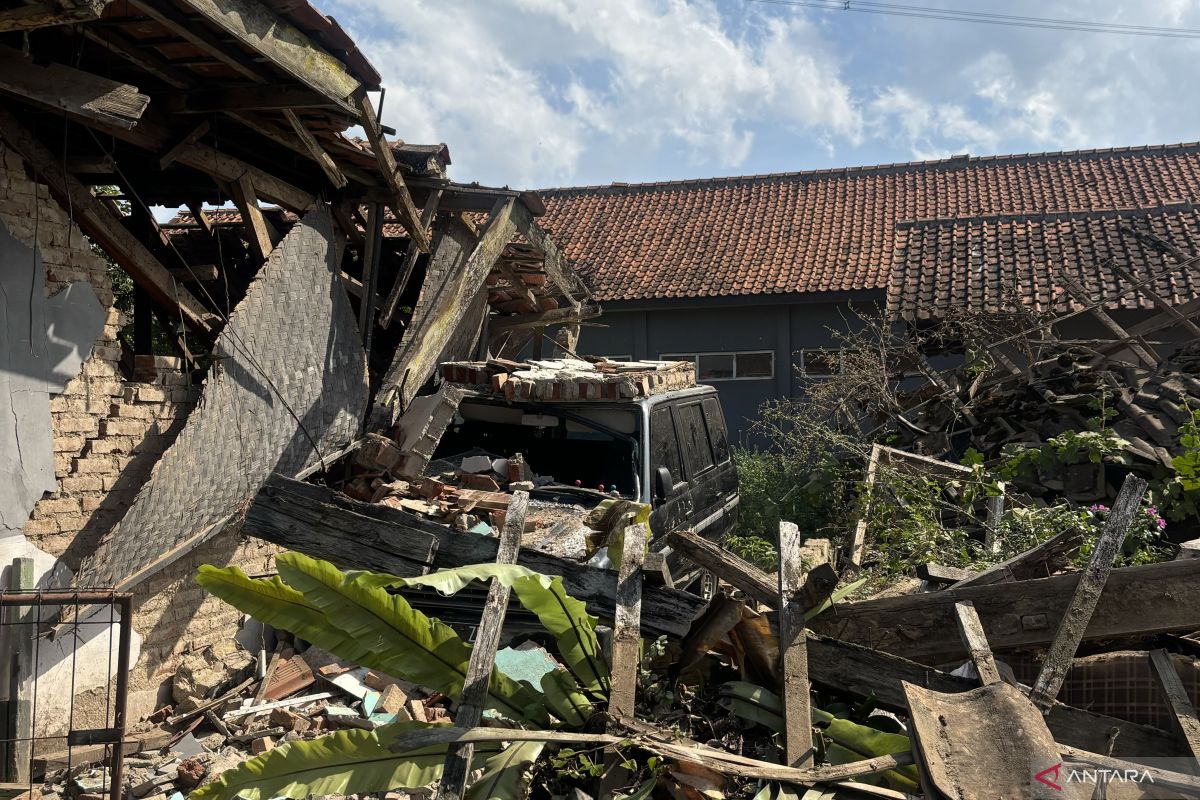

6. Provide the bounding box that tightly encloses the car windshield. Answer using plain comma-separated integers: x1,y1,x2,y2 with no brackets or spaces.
432,400,641,498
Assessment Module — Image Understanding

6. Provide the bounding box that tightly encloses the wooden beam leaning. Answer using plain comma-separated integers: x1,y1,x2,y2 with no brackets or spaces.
778,521,815,768
159,120,210,170
353,90,430,253
952,600,1001,686
282,109,348,189
1148,649,1200,759
437,492,528,800
667,530,776,608
1028,475,1147,710
608,523,647,723
0,44,150,129
358,203,384,350
0,105,214,337
488,304,602,336
380,189,442,329
228,173,276,262
175,0,361,113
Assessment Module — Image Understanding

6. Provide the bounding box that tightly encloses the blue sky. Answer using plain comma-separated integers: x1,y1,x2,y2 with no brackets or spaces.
322,0,1200,189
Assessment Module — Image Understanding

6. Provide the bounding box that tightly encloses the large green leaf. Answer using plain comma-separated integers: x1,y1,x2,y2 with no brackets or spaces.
368,563,609,696
465,740,544,800
188,721,501,800
804,578,867,621
512,574,609,695
274,552,544,722
540,668,596,727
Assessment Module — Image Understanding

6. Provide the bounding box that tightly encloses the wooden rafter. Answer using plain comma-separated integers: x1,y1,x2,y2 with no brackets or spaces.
380,188,441,329
0,0,108,32
163,86,343,114
81,25,193,90
0,44,150,129
159,120,210,169
0,104,214,338
282,109,348,189
127,0,262,82
224,113,376,186
353,90,430,253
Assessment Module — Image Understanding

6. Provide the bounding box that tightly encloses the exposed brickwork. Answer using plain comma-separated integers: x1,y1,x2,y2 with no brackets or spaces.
1,150,277,715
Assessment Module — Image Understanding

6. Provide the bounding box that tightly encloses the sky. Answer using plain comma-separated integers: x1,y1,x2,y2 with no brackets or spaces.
322,0,1200,190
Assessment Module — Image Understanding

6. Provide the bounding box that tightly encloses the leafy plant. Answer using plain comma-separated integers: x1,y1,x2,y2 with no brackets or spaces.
194,555,609,800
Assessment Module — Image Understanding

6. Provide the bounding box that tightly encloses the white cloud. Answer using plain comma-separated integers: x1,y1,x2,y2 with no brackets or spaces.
327,0,860,186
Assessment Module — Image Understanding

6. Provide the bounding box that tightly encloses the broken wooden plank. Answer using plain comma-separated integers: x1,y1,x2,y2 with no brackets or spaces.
245,474,705,638
0,44,149,129
223,691,335,720
353,90,429,252
952,600,1001,686
667,529,775,608
488,304,602,335
778,521,814,768
850,443,882,566
1148,649,1200,759
916,563,974,586
0,105,215,337
1060,744,1200,795
1028,475,1147,710
950,527,1082,588
0,0,107,33
438,492,527,800
608,522,647,723
358,202,384,351
807,557,1200,665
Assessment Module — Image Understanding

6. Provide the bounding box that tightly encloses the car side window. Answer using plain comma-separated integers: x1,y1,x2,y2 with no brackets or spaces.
650,405,684,486
702,397,730,463
676,401,715,478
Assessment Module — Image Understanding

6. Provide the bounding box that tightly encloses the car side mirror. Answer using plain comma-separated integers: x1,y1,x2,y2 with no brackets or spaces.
655,466,675,500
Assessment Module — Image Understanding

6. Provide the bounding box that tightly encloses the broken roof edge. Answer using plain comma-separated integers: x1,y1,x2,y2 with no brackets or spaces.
537,141,1200,196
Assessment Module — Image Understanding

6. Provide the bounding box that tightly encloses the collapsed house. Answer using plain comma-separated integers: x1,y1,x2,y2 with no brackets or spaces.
1,2,1199,799
0,0,592,779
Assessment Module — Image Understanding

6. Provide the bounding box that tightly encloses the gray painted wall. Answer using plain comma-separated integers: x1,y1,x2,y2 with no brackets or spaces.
575,293,883,443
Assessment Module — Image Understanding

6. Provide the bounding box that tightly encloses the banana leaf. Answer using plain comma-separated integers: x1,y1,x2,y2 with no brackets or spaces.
199,555,542,722
539,668,596,727
188,721,501,800
466,740,544,800
368,563,609,695
804,578,867,621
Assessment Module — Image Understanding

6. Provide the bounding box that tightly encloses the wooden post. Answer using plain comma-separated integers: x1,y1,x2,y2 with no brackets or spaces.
1148,649,1200,759
599,522,646,797
436,492,528,800
1029,475,1147,710
953,600,1001,686
5,558,34,783
358,202,384,352
849,444,882,566
777,521,815,768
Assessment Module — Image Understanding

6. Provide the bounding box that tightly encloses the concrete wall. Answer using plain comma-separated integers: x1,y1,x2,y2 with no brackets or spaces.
0,149,277,737
576,294,883,443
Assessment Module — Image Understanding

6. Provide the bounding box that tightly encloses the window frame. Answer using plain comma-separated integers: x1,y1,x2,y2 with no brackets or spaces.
658,350,775,382
799,347,843,378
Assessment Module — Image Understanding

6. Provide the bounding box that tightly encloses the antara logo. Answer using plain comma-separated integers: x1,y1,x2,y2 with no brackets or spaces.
1034,763,1063,791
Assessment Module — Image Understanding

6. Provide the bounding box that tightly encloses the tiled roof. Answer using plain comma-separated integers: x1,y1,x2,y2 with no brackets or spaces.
537,143,1200,303
887,204,1200,321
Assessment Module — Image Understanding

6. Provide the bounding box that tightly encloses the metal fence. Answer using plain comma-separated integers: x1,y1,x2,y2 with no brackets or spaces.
0,589,132,800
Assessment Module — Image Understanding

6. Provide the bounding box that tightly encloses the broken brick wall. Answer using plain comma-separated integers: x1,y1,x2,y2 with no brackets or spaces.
0,149,276,732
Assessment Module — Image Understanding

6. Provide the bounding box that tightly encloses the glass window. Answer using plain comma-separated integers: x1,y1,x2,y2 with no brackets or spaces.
650,405,683,488
676,401,715,478
702,397,730,463
736,351,773,378
803,349,841,377
698,353,735,380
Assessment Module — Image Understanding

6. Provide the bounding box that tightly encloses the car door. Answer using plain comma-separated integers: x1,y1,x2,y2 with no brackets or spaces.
647,403,692,539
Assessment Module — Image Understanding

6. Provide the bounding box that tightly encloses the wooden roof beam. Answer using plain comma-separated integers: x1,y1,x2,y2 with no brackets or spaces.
174,0,361,114
0,104,215,339
229,173,277,261
282,109,347,189
127,0,262,83
224,112,376,187
0,44,150,129
81,25,193,90
162,85,344,114
353,90,430,253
